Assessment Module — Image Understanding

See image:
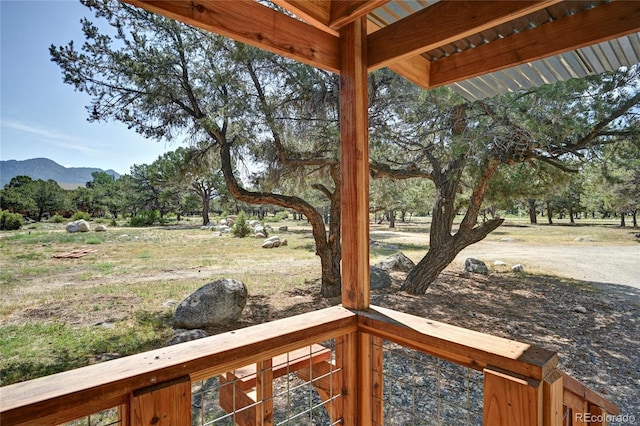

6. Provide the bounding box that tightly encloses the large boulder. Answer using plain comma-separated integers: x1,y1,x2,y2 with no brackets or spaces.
374,252,415,273
66,219,91,233
464,258,489,275
370,266,392,290
174,278,248,329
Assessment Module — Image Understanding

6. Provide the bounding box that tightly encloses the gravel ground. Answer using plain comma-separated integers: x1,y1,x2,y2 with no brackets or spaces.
370,270,640,425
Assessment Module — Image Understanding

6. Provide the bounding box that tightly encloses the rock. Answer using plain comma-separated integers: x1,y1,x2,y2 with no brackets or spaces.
255,232,266,238
464,258,489,275
207,220,217,226
95,353,121,362
174,278,248,329
512,264,524,272
167,329,208,345
66,219,91,233
493,260,507,267
200,226,211,231
278,225,288,231
374,252,415,273
162,299,179,308
249,220,260,227
220,219,228,226
94,224,107,232
219,225,231,233
281,239,288,246
573,306,588,314
262,235,281,248
370,266,392,290
254,225,265,234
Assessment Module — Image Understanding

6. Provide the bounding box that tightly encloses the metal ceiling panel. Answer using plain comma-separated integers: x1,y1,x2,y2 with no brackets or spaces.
366,1,639,101
449,34,640,101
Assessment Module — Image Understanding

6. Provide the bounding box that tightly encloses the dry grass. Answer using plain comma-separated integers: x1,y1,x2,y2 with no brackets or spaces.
0,215,635,385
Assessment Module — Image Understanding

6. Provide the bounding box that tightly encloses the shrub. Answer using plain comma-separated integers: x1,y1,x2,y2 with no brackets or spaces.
70,211,91,221
129,210,160,227
0,211,23,230
275,211,289,221
50,214,66,223
232,211,252,238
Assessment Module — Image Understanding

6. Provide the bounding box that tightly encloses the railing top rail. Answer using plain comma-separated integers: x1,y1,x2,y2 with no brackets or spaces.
358,305,558,380
560,370,620,415
0,305,357,426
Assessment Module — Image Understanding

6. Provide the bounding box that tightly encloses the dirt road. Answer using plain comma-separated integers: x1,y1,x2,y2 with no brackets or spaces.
455,241,639,288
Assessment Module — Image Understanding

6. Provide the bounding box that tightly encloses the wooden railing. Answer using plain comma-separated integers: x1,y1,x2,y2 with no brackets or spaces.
0,305,619,425
561,371,621,426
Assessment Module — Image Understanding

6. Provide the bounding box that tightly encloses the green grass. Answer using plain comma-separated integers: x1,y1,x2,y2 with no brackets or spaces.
0,317,172,384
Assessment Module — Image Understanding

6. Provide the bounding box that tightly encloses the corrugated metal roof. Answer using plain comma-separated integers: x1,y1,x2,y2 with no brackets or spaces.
367,0,640,101
450,34,640,100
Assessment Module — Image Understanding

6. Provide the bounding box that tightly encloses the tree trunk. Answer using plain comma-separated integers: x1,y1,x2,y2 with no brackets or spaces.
201,195,210,226
546,201,554,224
402,158,503,294
620,212,626,227
218,139,341,298
528,199,538,224
388,209,395,228
404,244,459,293
633,210,637,228
569,206,575,224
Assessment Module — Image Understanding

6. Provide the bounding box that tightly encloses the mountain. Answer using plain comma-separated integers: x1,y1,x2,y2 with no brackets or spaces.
0,158,120,189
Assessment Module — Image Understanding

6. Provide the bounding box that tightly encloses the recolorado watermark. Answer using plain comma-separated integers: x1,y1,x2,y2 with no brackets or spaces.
575,413,636,424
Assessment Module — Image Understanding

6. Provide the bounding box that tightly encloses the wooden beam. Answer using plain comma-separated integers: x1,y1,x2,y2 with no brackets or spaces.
387,55,431,90
1,306,356,426
366,20,431,89
358,305,558,381
272,1,389,33
429,0,640,88
271,0,336,35
330,0,389,30
368,0,562,70
340,17,370,311
560,371,620,416
123,0,341,73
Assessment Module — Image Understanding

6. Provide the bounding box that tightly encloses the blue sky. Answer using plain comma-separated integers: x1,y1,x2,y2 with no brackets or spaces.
1,1,182,175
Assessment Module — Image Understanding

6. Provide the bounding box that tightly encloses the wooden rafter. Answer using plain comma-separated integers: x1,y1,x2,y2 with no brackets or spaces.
329,0,389,30
123,0,340,73
272,0,389,34
367,0,563,70
271,0,335,34
429,0,640,88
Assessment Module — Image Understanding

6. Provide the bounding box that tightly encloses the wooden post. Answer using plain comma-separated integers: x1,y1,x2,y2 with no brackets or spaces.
337,332,358,425
543,370,563,426
340,16,370,311
255,359,273,425
131,376,191,426
371,336,384,426
484,367,542,426
118,404,130,426
340,16,372,426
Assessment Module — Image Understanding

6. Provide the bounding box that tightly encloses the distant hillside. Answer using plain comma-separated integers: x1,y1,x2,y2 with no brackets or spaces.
0,158,120,188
